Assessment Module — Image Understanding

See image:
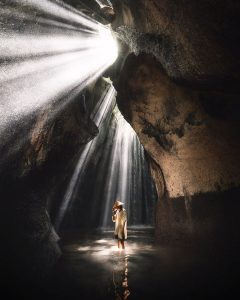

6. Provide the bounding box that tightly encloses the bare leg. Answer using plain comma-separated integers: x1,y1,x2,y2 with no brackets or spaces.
121,241,125,249
118,240,120,248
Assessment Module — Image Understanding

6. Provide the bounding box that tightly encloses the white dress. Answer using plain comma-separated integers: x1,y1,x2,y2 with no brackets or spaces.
112,208,127,240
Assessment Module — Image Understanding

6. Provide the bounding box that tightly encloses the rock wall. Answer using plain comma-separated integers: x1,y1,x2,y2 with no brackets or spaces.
116,53,240,197
112,0,240,245
116,52,240,245
113,0,240,91
0,78,108,282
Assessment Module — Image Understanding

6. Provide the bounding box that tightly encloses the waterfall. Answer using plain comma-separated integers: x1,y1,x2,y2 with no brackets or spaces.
0,0,156,230
55,84,116,229
100,107,156,228
58,85,157,230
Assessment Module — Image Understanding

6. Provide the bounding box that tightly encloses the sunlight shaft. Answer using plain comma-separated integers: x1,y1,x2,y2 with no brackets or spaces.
0,0,118,151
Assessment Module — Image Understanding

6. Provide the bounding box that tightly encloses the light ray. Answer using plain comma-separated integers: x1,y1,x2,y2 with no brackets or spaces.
56,96,157,230
95,0,113,9
0,0,118,162
14,0,100,30
55,85,116,229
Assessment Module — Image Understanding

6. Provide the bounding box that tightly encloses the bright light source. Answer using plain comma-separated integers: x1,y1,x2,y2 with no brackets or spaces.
97,25,119,65
0,0,119,163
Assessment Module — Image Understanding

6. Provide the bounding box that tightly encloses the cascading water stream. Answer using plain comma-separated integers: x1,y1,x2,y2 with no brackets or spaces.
100,107,156,228
55,84,116,229
56,84,157,230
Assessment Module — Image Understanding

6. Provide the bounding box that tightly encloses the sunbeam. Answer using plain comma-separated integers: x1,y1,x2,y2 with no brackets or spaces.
0,0,118,162
55,83,157,230
55,84,116,230
0,0,156,233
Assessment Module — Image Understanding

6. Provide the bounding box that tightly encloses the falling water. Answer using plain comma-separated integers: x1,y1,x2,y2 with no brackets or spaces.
100,107,156,228
57,83,157,230
0,0,118,164
0,0,156,231
55,84,116,229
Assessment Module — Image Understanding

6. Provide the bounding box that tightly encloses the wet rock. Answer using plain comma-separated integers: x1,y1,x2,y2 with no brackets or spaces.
0,78,108,281
113,0,240,92
115,53,240,244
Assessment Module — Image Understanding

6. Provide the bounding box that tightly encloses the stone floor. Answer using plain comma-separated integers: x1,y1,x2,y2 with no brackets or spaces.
44,227,239,299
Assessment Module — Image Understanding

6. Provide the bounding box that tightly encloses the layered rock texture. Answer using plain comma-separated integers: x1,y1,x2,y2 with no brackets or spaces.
113,0,240,244
113,0,240,90
117,53,240,198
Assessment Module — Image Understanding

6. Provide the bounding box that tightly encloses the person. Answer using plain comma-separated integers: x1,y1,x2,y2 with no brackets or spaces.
112,200,127,249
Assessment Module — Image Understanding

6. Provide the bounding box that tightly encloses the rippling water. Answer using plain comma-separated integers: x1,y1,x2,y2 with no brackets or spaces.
42,227,238,299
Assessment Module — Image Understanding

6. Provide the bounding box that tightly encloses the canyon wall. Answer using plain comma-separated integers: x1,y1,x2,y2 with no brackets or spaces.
0,78,109,281
113,0,240,245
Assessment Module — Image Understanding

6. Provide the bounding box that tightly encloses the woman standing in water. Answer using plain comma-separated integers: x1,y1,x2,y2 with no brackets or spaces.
112,200,127,249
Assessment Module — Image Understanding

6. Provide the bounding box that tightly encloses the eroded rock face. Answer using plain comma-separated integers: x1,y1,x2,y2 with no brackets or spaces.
0,79,108,281
117,53,240,198
111,0,240,244
113,0,240,91
116,53,240,243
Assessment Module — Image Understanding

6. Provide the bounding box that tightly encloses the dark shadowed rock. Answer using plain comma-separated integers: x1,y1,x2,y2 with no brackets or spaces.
0,78,109,282
115,53,240,244
113,0,240,92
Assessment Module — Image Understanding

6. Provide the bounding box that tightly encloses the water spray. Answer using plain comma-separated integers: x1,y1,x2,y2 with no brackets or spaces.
0,0,118,161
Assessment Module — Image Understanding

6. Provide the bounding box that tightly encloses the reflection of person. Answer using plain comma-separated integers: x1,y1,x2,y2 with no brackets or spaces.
112,254,130,300
112,200,127,249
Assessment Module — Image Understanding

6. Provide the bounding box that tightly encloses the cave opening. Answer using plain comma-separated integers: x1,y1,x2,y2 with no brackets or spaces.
0,0,160,297
1,0,240,299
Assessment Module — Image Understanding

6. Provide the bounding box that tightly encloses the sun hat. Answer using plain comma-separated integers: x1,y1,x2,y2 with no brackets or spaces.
113,200,124,207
